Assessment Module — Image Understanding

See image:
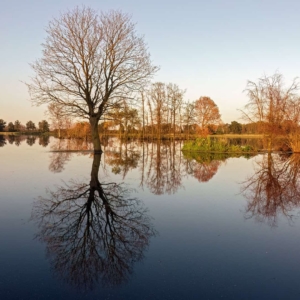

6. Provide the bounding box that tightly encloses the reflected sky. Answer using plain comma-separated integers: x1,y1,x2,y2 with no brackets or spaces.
2,136,300,299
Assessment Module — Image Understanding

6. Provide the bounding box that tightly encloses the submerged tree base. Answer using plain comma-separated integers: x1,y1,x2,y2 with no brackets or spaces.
182,137,259,153
94,149,103,154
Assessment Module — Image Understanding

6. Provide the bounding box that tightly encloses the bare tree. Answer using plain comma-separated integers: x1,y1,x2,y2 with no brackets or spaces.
183,101,196,140
167,83,185,139
241,73,300,150
27,6,158,153
149,82,166,140
47,103,69,138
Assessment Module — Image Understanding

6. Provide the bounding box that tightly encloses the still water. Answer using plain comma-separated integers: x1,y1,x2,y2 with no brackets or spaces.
1,135,300,299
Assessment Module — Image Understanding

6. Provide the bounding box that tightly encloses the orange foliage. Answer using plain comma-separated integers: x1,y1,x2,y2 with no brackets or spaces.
67,122,91,139
194,97,221,133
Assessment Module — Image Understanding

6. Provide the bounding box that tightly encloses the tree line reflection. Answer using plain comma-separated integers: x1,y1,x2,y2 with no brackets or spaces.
46,138,300,227
0,135,50,147
30,137,300,290
47,139,256,194
32,153,155,290
241,152,300,227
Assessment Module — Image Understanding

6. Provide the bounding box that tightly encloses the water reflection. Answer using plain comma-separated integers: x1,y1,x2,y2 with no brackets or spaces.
45,138,300,229
142,141,184,195
183,152,255,182
0,135,49,147
48,139,93,173
241,153,300,226
183,152,226,182
26,136,36,146
38,135,50,147
32,153,155,290
105,143,140,178
50,138,93,152
48,139,236,192
7,135,25,146
48,151,72,173
0,135,6,147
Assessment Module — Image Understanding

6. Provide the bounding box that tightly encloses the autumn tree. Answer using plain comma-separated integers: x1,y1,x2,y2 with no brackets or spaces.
14,120,22,132
67,121,91,139
183,101,196,139
108,102,140,137
229,121,242,134
0,119,6,132
194,96,222,134
26,121,36,131
27,7,158,153
38,120,50,132
7,122,15,132
47,103,68,138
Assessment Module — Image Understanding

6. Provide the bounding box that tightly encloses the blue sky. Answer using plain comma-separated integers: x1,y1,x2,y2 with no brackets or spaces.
1,0,300,124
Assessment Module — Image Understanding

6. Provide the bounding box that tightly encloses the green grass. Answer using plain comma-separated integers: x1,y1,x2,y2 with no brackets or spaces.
182,137,259,153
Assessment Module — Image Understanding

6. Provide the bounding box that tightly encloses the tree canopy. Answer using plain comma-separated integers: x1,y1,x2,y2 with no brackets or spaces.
27,6,158,152
0,119,6,132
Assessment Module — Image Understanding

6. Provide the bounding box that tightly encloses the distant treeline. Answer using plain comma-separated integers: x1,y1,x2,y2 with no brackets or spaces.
50,119,294,141
0,119,50,133
46,76,300,144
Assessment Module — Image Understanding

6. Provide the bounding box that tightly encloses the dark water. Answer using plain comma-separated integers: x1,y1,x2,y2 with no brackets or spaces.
1,135,300,299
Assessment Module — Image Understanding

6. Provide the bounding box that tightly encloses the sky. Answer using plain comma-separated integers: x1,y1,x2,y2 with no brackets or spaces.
1,0,300,124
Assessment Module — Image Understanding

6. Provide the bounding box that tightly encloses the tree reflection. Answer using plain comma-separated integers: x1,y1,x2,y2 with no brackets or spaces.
105,141,140,178
32,154,155,289
144,141,184,195
0,133,48,148
0,135,6,147
38,135,50,147
48,151,72,173
26,136,36,146
241,153,300,226
104,140,230,194
48,138,104,173
182,152,253,183
183,152,226,182
4,135,26,146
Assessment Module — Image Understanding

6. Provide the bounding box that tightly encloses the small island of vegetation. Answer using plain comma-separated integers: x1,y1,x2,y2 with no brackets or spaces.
182,137,258,154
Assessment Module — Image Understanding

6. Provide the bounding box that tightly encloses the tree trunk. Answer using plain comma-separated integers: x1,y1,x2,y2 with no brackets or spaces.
173,110,176,140
90,153,102,188
89,117,102,153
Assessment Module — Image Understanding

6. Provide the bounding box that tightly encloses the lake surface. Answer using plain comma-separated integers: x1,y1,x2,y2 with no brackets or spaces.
1,135,300,299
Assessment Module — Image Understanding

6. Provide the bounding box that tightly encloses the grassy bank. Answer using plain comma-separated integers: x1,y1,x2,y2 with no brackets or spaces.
182,137,259,153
